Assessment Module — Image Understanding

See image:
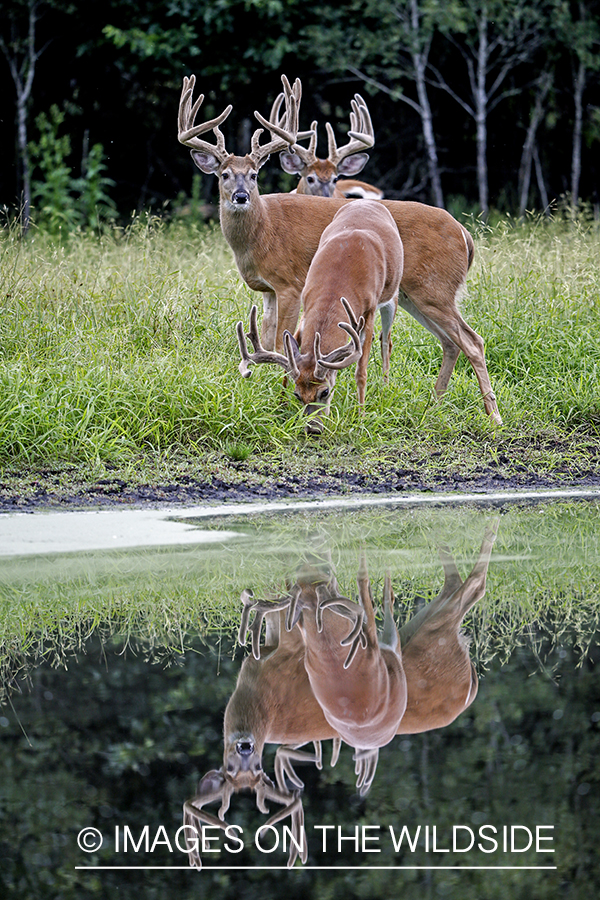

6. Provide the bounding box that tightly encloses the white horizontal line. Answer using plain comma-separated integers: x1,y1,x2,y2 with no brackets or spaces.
75,865,558,871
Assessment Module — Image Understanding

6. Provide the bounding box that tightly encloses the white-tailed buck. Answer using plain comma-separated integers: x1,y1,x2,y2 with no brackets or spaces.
183,522,498,868
237,200,403,433
182,585,327,870
278,93,384,199
178,75,502,423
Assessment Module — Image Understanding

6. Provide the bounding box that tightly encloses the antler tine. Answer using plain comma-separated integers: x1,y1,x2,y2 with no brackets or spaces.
313,298,365,377
347,93,375,147
286,120,319,166
326,92,375,166
268,86,314,145
255,777,307,867
270,76,316,160
251,74,309,166
340,295,362,332
236,305,297,378
177,74,233,162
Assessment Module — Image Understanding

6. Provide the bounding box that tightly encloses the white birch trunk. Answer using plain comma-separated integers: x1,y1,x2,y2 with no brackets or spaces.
571,58,585,208
518,73,552,216
410,0,444,207
475,11,489,215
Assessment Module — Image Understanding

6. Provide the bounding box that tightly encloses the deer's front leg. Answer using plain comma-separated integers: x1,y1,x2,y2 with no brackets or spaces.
275,741,323,791
274,288,303,352
353,747,380,797
261,291,278,350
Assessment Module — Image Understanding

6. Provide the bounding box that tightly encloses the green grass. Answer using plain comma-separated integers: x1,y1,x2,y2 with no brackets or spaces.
0,210,599,485
1,501,599,699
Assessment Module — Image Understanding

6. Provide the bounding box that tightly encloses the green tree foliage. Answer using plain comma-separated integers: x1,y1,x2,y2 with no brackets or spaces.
1,0,599,220
28,105,116,232
301,0,457,206
551,0,600,204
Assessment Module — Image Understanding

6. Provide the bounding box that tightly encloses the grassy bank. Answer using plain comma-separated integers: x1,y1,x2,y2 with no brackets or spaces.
1,211,599,494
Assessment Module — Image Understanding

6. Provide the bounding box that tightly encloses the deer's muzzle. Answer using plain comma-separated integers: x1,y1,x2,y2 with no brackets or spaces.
236,739,255,755
304,405,326,434
231,190,250,205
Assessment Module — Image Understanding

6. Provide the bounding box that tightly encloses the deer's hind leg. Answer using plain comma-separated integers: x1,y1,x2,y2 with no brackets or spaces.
378,297,397,383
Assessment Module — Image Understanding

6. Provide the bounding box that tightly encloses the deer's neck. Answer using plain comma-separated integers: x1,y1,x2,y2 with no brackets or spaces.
219,194,273,287
223,677,271,752
300,289,353,355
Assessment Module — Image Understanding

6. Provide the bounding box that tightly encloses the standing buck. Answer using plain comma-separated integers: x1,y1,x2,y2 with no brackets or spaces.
183,522,498,868
178,75,502,423
237,200,403,433
278,93,384,199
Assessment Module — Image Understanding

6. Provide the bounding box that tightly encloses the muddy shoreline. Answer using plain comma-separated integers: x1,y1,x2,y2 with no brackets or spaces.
2,463,600,513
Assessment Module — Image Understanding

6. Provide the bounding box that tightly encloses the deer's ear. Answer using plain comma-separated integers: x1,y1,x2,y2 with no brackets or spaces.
337,153,369,176
197,769,225,794
190,149,221,174
279,150,305,175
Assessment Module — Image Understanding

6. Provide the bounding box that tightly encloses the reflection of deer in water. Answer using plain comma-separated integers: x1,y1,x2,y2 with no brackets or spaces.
183,521,498,868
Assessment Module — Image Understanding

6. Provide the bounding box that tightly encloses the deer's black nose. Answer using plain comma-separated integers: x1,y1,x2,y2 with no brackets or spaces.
232,190,250,205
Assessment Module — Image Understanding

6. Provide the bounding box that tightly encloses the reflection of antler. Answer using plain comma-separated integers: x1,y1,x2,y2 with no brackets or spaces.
315,582,367,669
241,576,368,667
239,587,300,660
298,553,406,795
239,570,369,669
183,769,306,869
182,769,232,869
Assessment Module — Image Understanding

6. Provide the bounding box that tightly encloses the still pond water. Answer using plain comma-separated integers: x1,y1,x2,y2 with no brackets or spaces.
0,493,599,899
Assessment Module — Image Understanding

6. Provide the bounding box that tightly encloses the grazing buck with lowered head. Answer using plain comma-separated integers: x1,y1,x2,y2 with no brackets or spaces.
237,200,403,433
278,93,384,199
178,75,502,423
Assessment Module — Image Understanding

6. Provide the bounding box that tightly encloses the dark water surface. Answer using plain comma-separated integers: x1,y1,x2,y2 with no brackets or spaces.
0,497,598,898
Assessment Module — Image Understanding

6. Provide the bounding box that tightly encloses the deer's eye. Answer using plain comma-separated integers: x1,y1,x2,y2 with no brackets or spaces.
307,176,315,184
250,172,258,182
318,387,330,401
221,172,230,181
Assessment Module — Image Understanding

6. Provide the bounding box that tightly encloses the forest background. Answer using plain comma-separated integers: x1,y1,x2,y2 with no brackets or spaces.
2,0,600,225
